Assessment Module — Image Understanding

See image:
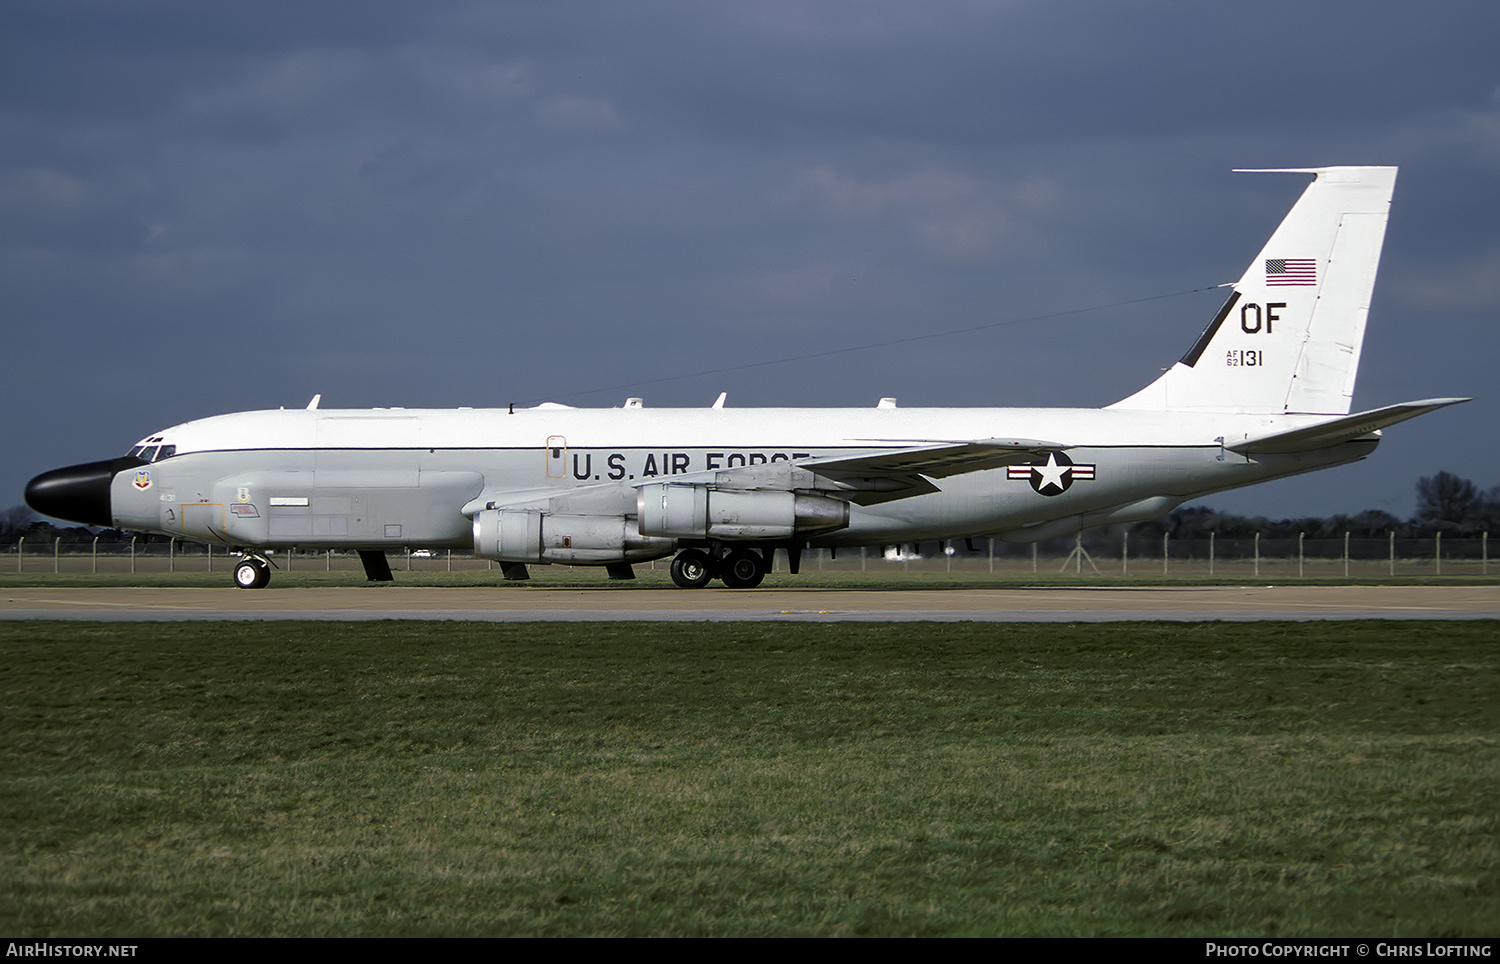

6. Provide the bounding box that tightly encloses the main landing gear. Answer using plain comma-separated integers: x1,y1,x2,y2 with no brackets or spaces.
669,547,767,590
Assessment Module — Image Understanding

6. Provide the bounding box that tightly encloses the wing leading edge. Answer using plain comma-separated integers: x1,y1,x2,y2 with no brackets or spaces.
798,438,1066,478
792,437,1062,503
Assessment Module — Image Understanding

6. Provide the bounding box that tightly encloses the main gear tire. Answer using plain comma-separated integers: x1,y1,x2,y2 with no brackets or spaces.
670,549,714,589
719,549,766,589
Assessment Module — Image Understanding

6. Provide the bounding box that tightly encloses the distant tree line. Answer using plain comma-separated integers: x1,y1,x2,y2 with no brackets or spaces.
2,503,138,549
1129,471,1499,542
3,471,1495,552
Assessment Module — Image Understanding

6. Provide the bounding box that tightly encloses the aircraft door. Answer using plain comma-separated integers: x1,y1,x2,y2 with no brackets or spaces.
546,436,566,479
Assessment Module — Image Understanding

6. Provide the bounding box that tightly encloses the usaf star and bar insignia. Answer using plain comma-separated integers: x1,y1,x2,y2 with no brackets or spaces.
1007,451,1096,496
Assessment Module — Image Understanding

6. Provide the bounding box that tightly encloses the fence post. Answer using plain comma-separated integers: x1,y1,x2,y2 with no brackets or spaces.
1209,531,1215,576
1484,532,1489,576
14,536,20,573
1122,531,1129,576
92,534,99,574
1031,543,1037,574
54,537,60,574
1162,532,1169,575
169,538,174,573
1254,531,1260,577
1343,531,1349,578
1389,530,1395,577
1298,532,1304,578
130,536,136,573
1435,531,1441,576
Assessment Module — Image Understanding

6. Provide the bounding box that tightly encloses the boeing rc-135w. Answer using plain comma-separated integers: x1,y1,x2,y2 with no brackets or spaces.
26,166,1468,589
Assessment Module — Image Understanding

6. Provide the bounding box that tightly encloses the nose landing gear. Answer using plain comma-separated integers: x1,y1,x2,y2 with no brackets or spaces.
232,554,272,589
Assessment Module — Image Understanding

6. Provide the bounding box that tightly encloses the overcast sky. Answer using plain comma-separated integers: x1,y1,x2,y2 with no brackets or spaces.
4,0,1497,522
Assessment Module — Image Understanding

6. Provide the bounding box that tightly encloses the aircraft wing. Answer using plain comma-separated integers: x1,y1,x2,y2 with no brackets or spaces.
1228,398,1471,455
792,438,1068,505
799,438,1066,478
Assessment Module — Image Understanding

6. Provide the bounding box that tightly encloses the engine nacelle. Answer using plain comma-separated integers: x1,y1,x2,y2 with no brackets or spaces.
636,484,849,540
472,508,674,564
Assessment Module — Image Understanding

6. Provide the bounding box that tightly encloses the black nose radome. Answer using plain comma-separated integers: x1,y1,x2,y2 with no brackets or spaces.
24,457,144,527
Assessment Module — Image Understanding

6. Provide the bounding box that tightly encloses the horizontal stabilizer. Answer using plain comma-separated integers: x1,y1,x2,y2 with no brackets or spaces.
1228,398,1470,454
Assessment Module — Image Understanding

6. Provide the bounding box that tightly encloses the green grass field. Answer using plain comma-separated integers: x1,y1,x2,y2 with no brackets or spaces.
2,620,1496,936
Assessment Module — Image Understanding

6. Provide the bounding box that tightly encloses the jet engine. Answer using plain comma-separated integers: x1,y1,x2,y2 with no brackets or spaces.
472,508,674,564
636,484,849,540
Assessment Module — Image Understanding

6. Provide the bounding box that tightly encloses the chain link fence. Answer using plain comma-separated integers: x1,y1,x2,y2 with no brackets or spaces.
7,532,1492,578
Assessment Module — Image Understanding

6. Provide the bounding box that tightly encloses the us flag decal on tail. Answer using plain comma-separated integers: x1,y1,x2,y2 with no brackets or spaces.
1265,258,1316,286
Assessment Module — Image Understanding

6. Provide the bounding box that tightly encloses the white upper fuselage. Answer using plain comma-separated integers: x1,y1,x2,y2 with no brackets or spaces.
147,404,1319,456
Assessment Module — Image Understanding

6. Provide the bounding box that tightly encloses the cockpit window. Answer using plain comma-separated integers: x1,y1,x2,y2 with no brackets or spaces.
127,442,177,462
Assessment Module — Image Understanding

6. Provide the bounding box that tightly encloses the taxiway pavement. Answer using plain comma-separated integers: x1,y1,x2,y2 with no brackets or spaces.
1,585,1495,621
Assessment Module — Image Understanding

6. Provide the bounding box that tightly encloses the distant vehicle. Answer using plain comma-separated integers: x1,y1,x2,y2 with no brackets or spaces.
410,549,435,558
26,167,1466,590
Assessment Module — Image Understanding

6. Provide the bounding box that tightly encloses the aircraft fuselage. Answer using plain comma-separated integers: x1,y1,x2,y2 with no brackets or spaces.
92,404,1371,553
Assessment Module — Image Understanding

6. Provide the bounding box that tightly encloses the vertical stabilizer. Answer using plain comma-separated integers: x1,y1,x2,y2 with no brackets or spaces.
1108,166,1396,415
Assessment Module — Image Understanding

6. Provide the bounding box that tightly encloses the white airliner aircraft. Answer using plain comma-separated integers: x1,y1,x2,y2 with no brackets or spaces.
26,166,1467,589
